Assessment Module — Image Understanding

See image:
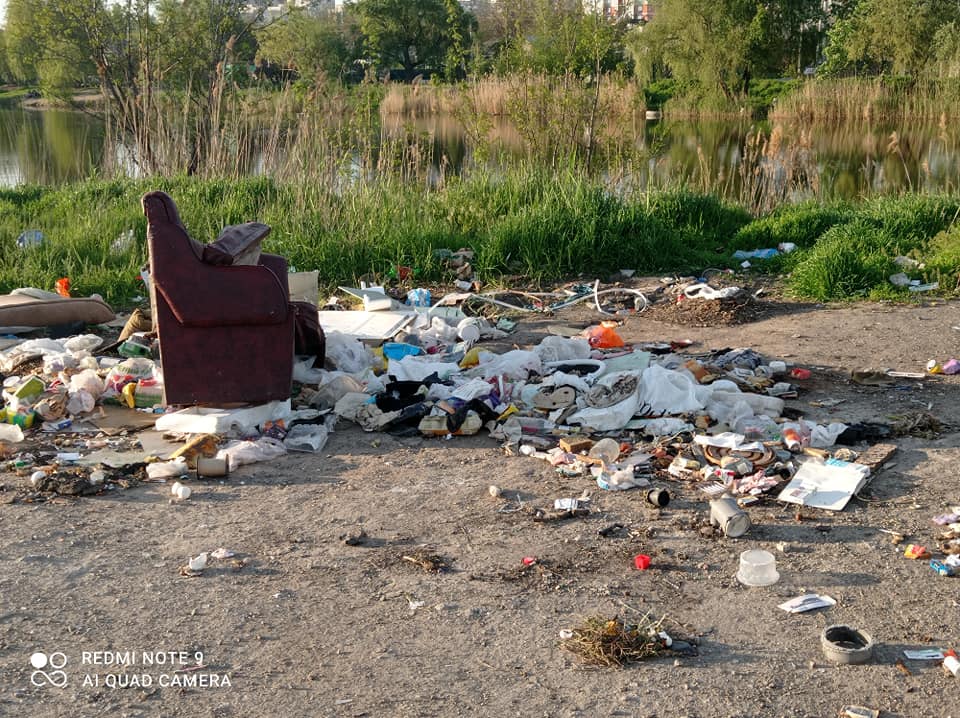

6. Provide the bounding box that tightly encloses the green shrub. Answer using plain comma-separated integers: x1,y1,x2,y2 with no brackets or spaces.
645,190,751,248
788,221,900,301
856,194,960,249
731,202,850,252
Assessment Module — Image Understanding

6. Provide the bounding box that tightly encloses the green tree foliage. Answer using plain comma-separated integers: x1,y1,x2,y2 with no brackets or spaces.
0,30,11,84
629,0,824,103
256,9,354,82
347,0,472,76
154,0,262,92
820,0,960,77
4,0,41,83
494,0,630,76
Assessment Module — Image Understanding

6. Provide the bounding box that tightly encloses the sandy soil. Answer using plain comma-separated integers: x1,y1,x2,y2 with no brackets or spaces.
2,296,960,718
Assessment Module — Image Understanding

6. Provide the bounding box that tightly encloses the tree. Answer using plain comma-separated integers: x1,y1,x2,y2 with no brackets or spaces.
4,0,41,83
347,0,472,76
628,0,823,102
820,0,960,77
494,0,631,76
0,30,11,84
256,8,354,82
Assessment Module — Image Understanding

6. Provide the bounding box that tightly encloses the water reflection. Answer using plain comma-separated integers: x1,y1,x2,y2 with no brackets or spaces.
0,107,105,186
2,104,959,201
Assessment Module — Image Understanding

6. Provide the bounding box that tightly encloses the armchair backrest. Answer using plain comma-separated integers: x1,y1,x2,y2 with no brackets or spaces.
142,191,204,265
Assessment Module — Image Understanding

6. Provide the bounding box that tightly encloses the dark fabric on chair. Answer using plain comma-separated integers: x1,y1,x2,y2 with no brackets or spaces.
142,191,295,406
291,300,326,366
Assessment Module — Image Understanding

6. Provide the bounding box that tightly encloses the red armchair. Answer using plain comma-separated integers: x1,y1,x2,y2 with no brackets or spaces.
142,191,295,406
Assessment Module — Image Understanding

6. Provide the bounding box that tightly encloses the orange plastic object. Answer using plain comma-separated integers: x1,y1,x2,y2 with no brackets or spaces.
903,544,931,560
584,325,625,349
55,277,71,297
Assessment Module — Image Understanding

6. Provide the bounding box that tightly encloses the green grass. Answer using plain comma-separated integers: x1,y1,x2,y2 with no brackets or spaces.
1,173,960,308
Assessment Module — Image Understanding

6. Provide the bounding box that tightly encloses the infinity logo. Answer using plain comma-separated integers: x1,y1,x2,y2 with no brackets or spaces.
30,652,68,688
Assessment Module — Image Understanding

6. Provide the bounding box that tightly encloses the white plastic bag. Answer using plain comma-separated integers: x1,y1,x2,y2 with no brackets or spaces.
567,393,639,432
533,336,590,363
217,437,287,472
476,350,542,380
388,356,461,382
284,419,334,453
325,331,375,374
146,457,188,479
69,369,104,399
638,364,707,415
66,390,95,416
64,334,104,354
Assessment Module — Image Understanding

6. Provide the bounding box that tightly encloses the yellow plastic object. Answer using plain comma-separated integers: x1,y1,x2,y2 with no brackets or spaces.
122,381,138,409
460,346,482,368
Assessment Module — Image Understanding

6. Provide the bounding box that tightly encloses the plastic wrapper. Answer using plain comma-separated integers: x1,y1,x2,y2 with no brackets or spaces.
217,437,287,472
388,356,461,382
145,457,188,480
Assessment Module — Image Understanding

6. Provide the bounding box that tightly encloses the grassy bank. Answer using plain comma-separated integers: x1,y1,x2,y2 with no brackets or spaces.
1,173,958,307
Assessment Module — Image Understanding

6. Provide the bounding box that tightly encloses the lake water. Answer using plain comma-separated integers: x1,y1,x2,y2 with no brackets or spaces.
3,105,959,200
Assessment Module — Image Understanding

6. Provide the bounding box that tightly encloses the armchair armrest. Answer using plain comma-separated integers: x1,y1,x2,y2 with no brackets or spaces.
155,264,290,328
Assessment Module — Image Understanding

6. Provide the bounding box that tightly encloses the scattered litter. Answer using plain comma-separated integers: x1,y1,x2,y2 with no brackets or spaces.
560,614,685,667
821,625,874,665
778,593,836,613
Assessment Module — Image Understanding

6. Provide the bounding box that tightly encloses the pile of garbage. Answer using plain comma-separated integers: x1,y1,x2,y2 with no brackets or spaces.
0,275,908,520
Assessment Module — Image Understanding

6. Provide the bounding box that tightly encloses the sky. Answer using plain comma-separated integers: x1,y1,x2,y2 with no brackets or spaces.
0,1,6,27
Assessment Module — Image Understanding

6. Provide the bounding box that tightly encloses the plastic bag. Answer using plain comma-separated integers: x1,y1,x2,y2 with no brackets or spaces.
568,392,639,432
284,420,334,453
388,356,461,382
475,350,542,380
306,374,365,410
638,365,707,415
146,457,188,480
66,390,95,416
533,336,591,363
325,331,376,374
64,334,104,354
69,369,104,399
217,437,287,472
583,325,625,349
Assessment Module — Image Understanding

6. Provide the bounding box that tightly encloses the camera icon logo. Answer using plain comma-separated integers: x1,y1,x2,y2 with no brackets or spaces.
30,652,68,688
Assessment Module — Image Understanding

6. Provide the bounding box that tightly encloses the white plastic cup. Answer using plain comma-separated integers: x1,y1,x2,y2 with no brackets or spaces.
737,549,779,586
456,318,481,343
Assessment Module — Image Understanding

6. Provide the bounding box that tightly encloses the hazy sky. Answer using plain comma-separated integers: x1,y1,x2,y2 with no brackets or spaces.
0,1,6,26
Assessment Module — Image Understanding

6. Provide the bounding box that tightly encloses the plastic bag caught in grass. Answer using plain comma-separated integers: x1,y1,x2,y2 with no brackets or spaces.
561,614,671,667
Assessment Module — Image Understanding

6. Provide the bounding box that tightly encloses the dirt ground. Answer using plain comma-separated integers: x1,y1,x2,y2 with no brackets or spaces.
2,295,960,718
